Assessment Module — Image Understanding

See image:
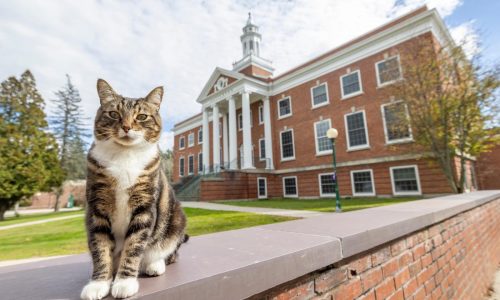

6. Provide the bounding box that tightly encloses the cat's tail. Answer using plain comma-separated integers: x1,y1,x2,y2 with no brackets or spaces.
183,234,190,243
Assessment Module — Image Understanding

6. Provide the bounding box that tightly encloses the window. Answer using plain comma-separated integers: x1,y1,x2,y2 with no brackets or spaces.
283,176,298,197
381,102,412,143
259,138,266,161
344,111,369,150
390,165,421,195
376,56,402,86
314,119,333,155
188,133,194,147
188,155,194,175
198,152,203,172
351,170,375,196
238,113,243,131
319,173,336,197
258,105,264,124
179,136,185,150
257,177,267,199
179,157,185,177
280,129,295,161
278,97,292,118
340,70,362,98
198,129,203,144
311,83,329,107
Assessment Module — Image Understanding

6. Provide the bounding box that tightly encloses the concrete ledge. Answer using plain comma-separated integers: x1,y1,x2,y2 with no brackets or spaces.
0,191,498,299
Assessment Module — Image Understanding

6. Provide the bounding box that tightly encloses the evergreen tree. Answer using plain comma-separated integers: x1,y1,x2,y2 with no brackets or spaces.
160,149,174,182
50,75,89,180
0,71,63,220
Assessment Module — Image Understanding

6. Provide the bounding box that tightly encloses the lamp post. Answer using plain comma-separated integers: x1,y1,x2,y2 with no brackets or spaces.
326,128,342,212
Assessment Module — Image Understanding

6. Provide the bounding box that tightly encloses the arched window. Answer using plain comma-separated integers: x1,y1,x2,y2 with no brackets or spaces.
250,40,254,51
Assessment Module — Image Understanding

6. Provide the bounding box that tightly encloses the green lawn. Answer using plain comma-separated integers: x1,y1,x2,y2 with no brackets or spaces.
0,209,84,227
0,207,295,261
217,197,422,212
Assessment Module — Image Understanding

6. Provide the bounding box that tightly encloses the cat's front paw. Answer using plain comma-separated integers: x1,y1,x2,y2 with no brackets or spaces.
111,278,139,299
144,260,166,276
80,280,111,300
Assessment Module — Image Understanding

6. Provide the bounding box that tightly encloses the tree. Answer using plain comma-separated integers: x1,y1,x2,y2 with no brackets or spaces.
50,75,89,211
385,37,500,193
160,149,174,182
0,71,64,220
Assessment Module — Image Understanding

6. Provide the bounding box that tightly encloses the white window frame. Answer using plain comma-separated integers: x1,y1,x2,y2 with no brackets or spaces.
258,105,264,124
340,70,363,99
277,97,293,119
279,128,296,162
314,119,333,156
257,177,267,199
350,169,376,196
390,165,422,196
381,101,413,144
179,136,185,150
282,176,298,198
198,128,203,144
310,82,330,109
318,173,336,197
188,133,195,147
259,138,266,161
198,152,203,173
344,110,370,151
187,154,194,175
238,113,243,131
375,55,403,87
179,156,185,177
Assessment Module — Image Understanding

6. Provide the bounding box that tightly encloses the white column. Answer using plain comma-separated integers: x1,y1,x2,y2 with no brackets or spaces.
202,108,210,174
228,96,238,170
222,112,229,168
212,104,220,172
263,96,274,170
241,90,254,169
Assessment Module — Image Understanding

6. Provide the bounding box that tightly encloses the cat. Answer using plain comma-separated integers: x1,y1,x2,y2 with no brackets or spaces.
80,79,188,300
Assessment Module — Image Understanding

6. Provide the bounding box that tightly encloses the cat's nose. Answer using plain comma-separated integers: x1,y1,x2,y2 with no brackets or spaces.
122,125,131,133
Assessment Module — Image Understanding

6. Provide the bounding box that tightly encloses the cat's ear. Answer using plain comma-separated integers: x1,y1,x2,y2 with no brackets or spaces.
145,86,163,109
97,79,117,106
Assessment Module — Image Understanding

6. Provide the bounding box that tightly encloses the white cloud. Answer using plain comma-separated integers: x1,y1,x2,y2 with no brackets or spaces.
450,21,480,58
0,0,468,150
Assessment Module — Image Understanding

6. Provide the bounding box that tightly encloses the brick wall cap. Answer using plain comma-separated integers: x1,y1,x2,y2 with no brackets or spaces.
0,191,498,299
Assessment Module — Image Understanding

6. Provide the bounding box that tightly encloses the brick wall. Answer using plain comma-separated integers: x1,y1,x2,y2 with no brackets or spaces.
250,198,499,300
477,144,500,190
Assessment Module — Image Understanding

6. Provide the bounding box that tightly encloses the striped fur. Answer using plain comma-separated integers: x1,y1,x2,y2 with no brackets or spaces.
81,79,187,300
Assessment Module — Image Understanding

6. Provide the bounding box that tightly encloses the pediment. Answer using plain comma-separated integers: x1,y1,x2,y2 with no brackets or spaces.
197,67,243,102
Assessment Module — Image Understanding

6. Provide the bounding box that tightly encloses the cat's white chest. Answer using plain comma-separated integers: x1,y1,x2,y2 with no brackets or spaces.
91,140,158,255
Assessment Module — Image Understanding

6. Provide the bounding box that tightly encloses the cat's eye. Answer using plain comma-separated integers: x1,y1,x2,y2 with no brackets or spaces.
136,114,148,121
108,111,120,119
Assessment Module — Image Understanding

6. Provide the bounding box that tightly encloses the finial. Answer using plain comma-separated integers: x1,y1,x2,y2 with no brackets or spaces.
247,12,252,25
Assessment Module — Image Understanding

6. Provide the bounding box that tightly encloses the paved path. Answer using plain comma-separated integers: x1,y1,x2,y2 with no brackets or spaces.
181,201,327,218
0,214,84,231
4,207,81,218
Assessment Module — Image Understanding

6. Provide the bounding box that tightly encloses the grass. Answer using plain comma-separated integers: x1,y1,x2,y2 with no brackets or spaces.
0,209,84,227
0,207,295,261
217,197,422,213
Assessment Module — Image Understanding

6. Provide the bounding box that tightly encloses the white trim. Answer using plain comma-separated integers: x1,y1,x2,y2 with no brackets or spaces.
350,169,376,196
179,136,185,150
314,119,333,156
179,156,185,177
344,110,370,151
197,128,203,144
381,101,414,144
197,152,203,173
390,165,422,196
277,96,293,119
187,154,194,175
279,128,296,162
375,55,403,87
258,105,264,125
310,82,330,109
259,138,266,161
187,133,195,147
238,113,243,131
318,173,336,197
340,69,363,99
257,177,267,199
282,176,298,198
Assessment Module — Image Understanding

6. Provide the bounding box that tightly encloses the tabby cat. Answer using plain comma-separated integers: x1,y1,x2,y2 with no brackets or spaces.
80,79,188,300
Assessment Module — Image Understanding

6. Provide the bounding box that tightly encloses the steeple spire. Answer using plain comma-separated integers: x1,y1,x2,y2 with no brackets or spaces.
247,12,252,25
241,12,261,57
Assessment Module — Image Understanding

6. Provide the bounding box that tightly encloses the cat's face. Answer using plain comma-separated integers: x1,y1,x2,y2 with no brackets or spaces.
94,79,163,147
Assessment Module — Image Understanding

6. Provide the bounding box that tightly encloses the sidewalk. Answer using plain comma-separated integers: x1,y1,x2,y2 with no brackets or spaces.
4,207,81,218
0,214,84,231
181,201,327,218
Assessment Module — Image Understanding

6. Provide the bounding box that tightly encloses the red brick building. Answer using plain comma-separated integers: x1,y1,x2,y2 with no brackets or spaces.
172,7,478,201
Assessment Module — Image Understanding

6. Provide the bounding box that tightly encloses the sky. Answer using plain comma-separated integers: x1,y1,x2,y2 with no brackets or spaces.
0,0,497,150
